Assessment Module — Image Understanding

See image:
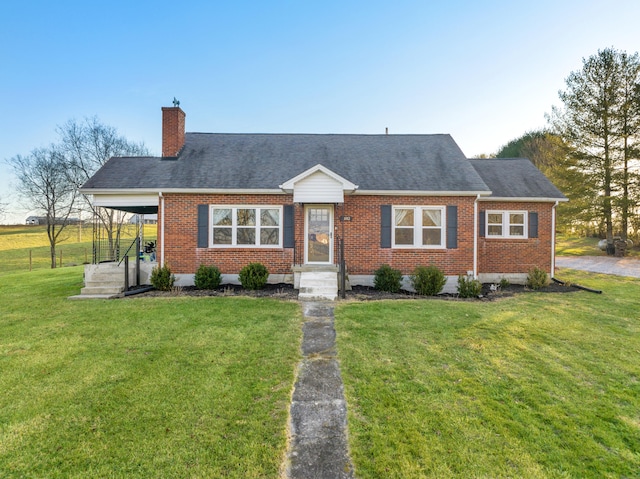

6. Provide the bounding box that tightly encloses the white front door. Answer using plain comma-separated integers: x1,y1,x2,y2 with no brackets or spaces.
305,205,333,264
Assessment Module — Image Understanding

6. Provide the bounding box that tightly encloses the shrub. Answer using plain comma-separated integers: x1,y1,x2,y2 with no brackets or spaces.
499,277,510,289
457,275,482,298
526,266,550,290
151,264,175,291
239,262,269,290
194,264,222,290
410,265,447,296
374,264,403,293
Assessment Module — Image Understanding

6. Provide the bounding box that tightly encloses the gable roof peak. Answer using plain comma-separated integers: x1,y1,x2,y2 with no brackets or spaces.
279,164,358,192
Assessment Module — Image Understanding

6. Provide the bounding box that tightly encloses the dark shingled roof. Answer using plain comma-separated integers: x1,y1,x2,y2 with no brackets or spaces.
81,134,565,200
468,159,566,199
82,133,490,193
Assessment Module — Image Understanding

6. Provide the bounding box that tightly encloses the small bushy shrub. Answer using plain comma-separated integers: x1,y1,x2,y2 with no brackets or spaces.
457,275,482,298
499,277,510,289
239,262,269,290
410,265,446,296
194,264,222,290
151,264,175,291
374,264,403,293
526,266,550,290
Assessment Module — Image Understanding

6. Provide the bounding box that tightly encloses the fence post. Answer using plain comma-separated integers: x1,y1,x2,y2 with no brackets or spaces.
29,250,32,271
124,256,129,291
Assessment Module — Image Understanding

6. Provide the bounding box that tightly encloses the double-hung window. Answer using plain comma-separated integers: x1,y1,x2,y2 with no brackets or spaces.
210,206,282,247
486,211,527,238
393,206,445,248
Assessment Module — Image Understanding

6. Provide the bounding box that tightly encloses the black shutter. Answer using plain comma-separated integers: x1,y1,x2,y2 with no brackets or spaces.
529,212,538,238
446,205,458,249
197,204,209,248
381,205,392,248
283,205,294,248
479,210,485,237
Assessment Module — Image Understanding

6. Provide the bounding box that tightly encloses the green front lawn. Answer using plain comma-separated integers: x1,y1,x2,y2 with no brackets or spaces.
336,269,640,478
0,267,301,478
3,263,639,478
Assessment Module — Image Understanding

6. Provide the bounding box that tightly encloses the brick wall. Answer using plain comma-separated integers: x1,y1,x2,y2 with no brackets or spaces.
162,193,294,275
160,193,556,277
338,195,476,276
478,201,555,274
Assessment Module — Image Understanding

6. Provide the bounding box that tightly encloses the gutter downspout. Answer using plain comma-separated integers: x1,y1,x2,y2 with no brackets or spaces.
474,194,479,279
551,201,558,276
159,192,165,267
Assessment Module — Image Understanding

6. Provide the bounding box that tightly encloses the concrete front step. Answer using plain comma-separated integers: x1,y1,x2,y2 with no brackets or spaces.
298,271,338,301
69,293,122,300
78,262,130,298
88,272,125,282
81,285,124,296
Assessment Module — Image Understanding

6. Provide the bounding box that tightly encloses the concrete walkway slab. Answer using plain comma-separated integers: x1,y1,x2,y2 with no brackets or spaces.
283,301,355,479
556,255,640,278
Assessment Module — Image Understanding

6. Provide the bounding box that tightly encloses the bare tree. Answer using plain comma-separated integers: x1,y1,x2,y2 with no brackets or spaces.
8,146,79,268
59,117,150,259
0,196,7,218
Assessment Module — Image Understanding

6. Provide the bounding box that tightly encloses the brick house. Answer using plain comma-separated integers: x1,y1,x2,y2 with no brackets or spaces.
80,106,566,298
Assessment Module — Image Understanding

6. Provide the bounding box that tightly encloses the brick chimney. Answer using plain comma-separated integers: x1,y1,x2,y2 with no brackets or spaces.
161,106,186,157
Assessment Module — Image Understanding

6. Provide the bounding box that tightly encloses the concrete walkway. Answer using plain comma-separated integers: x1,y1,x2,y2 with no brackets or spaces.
283,301,355,479
556,255,640,278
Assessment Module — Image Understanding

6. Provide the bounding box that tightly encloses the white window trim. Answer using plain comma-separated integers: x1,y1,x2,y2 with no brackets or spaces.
486,210,528,238
392,205,446,249
209,205,283,248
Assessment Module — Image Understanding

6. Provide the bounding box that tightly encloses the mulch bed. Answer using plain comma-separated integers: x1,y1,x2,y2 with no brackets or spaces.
129,281,580,301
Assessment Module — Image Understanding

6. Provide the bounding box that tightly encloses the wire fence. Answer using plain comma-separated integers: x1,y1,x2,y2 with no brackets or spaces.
0,224,157,274
0,244,93,273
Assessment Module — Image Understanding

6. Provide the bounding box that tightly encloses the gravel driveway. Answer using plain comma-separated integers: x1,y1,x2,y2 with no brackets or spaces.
556,255,640,278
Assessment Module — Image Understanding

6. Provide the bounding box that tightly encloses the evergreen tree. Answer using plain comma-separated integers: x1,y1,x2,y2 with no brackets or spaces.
549,48,640,242
496,130,593,234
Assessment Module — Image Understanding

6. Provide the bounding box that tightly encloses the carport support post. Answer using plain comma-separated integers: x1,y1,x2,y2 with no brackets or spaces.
124,256,129,291
135,237,140,287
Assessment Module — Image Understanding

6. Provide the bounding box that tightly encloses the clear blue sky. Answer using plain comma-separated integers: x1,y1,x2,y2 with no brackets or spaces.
1,0,639,223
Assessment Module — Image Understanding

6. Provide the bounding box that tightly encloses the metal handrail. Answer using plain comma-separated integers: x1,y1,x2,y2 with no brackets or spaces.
118,237,140,266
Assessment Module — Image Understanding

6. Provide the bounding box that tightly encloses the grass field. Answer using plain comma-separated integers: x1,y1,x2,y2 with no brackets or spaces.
0,267,301,478
0,225,156,272
556,233,640,257
336,269,640,478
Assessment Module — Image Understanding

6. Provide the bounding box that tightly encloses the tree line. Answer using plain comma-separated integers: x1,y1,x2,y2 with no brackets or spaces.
7,118,149,268
496,48,640,243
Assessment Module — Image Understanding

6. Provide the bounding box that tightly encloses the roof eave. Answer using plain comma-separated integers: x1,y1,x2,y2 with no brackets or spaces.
354,190,492,197
81,188,288,195
478,196,568,203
